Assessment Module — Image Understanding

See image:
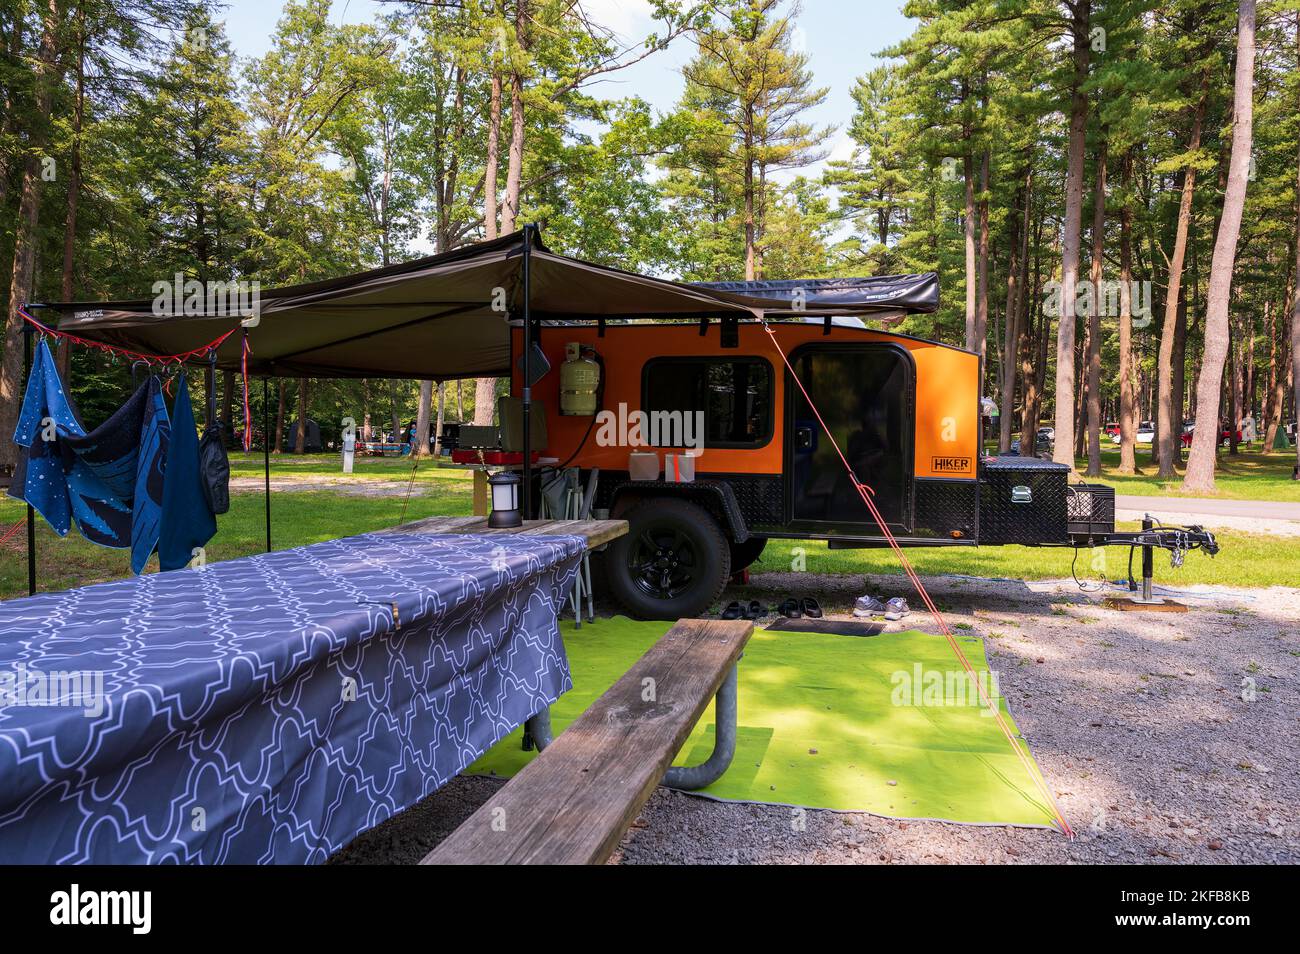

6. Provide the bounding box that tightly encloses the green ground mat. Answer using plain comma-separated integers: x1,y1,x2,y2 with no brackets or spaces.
469,617,1058,827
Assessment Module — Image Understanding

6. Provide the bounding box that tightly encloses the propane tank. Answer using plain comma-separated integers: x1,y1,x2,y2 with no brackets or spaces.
559,342,600,416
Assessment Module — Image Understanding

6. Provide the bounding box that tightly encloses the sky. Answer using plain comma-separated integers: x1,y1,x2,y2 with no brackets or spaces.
216,0,917,185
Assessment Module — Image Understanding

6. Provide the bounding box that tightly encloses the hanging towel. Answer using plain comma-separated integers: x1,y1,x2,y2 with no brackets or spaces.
9,339,84,536
9,339,170,573
158,380,217,571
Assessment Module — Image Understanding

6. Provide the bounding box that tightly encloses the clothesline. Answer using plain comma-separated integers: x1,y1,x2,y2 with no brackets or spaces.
21,304,258,449
19,306,239,366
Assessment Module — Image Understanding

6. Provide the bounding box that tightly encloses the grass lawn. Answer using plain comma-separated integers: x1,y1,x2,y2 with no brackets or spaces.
228,451,468,485
3,454,1294,597
0,465,473,599
761,526,1293,589
1067,446,1300,502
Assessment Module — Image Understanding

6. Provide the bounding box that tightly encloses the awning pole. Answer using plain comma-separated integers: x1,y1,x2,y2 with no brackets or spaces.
521,223,534,519
263,377,271,552
22,321,36,596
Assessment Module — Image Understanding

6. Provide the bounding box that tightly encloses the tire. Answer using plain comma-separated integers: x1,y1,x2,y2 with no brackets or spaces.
728,536,767,573
603,498,731,620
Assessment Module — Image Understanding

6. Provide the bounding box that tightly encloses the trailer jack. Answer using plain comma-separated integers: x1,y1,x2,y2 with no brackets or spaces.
1090,515,1218,609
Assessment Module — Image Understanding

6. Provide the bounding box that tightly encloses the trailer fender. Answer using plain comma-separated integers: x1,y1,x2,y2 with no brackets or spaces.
608,479,750,544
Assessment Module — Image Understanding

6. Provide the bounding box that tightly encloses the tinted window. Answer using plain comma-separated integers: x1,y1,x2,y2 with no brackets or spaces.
643,358,772,448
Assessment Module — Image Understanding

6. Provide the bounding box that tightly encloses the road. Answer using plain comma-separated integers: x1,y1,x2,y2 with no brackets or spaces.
1116,495,1300,522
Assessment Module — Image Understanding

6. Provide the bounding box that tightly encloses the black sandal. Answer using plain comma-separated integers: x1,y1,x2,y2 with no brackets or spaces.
777,598,801,618
801,597,823,619
745,599,764,620
721,601,744,620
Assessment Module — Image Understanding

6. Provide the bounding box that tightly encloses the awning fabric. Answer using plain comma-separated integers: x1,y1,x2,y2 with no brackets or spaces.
32,229,939,380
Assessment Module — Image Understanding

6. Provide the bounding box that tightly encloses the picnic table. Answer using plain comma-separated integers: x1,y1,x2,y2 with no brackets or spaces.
0,519,625,864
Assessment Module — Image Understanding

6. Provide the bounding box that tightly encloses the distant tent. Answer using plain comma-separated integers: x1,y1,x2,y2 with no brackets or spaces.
284,419,322,453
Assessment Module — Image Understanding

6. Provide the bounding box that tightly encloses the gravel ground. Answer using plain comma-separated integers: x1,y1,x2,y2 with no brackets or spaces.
331,571,1299,865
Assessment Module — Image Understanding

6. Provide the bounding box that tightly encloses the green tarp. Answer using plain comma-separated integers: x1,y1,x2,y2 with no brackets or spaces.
471,617,1060,827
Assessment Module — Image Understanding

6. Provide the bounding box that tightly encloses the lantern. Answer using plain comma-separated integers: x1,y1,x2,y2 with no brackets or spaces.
487,470,522,528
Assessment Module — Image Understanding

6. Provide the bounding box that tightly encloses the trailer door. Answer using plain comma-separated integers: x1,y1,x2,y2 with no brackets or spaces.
786,343,914,534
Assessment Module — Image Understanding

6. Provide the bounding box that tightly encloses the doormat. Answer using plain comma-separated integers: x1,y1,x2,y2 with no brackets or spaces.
765,618,885,637
468,617,1060,827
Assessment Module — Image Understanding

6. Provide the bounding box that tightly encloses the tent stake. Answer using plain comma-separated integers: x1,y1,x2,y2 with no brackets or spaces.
263,377,271,552
23,322,36,595
521,223,534,519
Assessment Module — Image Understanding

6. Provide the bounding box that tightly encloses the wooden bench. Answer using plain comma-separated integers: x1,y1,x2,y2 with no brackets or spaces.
421,617,754,865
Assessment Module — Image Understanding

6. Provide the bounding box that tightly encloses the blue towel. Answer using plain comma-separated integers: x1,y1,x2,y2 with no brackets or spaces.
158,381,217,571
9,339,171,573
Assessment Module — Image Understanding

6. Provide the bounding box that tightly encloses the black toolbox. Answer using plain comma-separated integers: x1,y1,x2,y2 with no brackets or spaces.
978,456,1070,545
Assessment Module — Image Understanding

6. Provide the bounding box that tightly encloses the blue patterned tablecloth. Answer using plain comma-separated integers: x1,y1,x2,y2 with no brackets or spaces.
0,531,584,864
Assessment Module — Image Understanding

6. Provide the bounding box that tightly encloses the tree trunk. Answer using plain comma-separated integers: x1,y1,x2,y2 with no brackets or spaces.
1171,282,1188,462
275,381,286,453
414,380,433,456
1052,0,1091,469
1184,0,1255,492
1117,150,1139,474
963,149,977,351
999,165,1030,452
433,381,446,457
1263,267,1292,450
0,0,62,475
473,377,496,426
499,0,527,234
744,103,757,281
294,378,310,454
1086,139,1106,475
975,145,990,360
57,3,85,383
485,70,501,237
1156,85,1208,477
1021,214,1046,451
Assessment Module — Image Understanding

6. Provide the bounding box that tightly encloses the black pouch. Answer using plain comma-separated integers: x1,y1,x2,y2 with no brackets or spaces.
198,424,231,515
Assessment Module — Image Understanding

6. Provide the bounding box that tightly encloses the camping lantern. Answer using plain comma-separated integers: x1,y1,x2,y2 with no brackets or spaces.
487,471,522,528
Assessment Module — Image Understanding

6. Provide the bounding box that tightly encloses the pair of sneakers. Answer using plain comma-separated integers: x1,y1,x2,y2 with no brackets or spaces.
853,595,909,621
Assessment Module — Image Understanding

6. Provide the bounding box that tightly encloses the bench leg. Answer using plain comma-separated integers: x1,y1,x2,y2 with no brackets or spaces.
662,664,737,791
522,707,553,752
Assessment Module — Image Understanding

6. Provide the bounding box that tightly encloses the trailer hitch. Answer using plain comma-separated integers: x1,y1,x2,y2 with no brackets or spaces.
1105,517,1218,604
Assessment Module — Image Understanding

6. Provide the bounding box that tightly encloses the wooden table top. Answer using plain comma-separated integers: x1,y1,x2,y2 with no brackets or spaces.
388,516,627,549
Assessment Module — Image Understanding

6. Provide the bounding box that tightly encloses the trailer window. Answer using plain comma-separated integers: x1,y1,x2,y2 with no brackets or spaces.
642,357,773,448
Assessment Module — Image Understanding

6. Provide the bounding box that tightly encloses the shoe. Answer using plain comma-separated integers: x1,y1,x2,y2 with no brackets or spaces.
801,597,823,619
745,599,764,620
885,597,910,621
721,601,744,620
853,595,886,618
777,598,801,618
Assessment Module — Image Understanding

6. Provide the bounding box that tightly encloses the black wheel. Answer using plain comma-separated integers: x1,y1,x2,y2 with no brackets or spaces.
603,498,731,620
728,536,767,573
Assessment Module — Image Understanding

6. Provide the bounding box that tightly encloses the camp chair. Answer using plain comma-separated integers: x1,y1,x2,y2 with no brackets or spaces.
540,467,599,627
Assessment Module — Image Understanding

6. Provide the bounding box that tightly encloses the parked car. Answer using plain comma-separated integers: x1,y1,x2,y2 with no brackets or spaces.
1181,422,1241,447
1135,421,1155,444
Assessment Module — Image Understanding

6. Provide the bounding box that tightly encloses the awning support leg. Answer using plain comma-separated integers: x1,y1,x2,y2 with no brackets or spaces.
263,377,271,553
23,322,36,596
520,223,534,519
